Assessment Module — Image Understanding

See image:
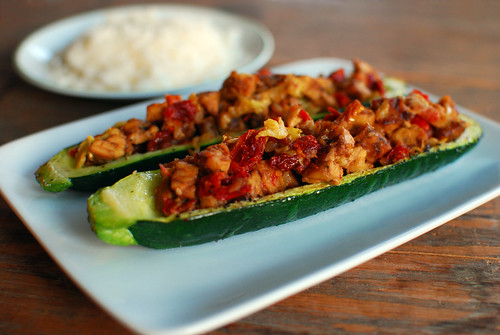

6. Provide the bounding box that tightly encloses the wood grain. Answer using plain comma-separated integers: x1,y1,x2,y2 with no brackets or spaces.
0,0,498,334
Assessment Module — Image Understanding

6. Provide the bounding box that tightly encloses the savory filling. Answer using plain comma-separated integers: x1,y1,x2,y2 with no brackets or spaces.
154,90,467,216
70,59,386,168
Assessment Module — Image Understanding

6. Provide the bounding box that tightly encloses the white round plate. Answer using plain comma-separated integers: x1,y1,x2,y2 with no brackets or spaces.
14,4,274,100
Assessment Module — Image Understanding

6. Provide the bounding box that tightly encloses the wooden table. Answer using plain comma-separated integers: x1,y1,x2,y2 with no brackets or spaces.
1,1,498,334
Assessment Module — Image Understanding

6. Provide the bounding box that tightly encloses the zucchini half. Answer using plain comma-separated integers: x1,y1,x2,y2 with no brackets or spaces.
87,115,482,249
35,77,407,193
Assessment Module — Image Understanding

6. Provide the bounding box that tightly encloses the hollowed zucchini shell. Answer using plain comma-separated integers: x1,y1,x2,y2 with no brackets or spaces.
87,115,482,249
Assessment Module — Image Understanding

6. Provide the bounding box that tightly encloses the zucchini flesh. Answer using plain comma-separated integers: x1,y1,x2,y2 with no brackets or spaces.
87,115,482,249
35,76,407,193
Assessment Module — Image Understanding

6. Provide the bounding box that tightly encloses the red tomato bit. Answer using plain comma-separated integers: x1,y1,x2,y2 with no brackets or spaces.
386,145,410,163
165,94,182,105
198,170,251,202
270,154,301,171
257,68,273,78
298,109,312,121
147,131,172,151
68,147,78,157
163,100,197,122
329,69,345,84
229,129,267,172
324,106,341,121
410,89,430,101
294,135,320,159
198,172,225,197
366,73,385,96
334,92,351,108
410,115,433,137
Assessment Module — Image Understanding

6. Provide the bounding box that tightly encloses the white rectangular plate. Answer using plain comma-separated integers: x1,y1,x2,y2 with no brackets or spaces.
1,58,499,335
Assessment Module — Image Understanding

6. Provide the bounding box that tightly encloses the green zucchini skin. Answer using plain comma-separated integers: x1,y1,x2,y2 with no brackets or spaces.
35,77,407,193
87,116,482,249
35,137,221,192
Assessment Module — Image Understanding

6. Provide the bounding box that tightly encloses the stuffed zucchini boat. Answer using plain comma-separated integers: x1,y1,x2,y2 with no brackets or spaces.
36,59,406,192
88,91,482,249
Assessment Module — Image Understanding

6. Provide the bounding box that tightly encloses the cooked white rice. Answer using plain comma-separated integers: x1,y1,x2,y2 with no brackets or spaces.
49,8,241,92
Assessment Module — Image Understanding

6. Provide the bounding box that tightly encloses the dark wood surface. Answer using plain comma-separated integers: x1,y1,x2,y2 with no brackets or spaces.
1,1,499,334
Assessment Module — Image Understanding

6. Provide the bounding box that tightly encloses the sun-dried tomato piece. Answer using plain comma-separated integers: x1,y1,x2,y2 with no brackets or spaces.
385,145,410,164
298,109,312,121
324,106,341,121
294,135,319,159
68,147,78,157
334,91,351,108
257,68,273,78
147,131,172,151
366,73,385,96
163,100,197,122
230,129,267,172
198,172,225,197
270,154,301,171
165,94,182,105
410,89,430,102
411,115,433,137
329,68,345,84
198,170,251,202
